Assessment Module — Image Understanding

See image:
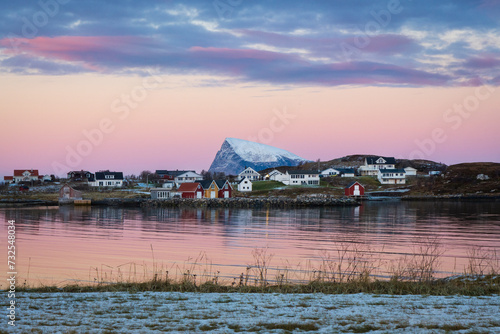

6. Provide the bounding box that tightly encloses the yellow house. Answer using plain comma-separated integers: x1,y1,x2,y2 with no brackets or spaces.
200,180,219,198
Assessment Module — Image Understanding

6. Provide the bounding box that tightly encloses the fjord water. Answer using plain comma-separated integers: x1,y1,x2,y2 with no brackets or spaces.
1,200,499,288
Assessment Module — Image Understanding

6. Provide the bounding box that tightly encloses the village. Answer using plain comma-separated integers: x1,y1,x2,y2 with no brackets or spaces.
1,156,452,204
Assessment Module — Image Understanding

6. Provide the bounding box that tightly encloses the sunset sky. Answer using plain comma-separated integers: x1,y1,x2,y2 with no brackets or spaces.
1,0,499,178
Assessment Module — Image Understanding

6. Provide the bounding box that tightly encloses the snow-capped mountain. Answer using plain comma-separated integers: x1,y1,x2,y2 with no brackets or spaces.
208,138,308,175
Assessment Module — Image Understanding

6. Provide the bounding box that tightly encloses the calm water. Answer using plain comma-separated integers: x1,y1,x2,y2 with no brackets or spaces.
1,200,499,288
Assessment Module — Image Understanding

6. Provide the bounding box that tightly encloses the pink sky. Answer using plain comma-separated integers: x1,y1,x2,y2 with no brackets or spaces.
1,73,499,179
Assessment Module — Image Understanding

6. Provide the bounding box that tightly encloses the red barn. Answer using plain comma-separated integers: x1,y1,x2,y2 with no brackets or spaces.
177,182,204,199
216,180,233,198
345,181,364,197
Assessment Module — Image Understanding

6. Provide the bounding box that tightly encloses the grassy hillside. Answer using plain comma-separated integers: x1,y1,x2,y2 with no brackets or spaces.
409,162,500,195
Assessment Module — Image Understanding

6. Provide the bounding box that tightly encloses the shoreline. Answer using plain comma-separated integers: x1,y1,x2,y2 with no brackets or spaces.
0,194,499,208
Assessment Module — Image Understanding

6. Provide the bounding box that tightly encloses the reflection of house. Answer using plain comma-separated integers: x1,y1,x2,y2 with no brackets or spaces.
378,169,406,184
404,167,417,176
237,167,261,181
67,170,93,182
177,182,204,198
59,184,82,201
89,171,123,187
238,177,252,192
284,170,320,185
345,181,364,197
150,188,172,200
358,157,396,176
5,170,40,184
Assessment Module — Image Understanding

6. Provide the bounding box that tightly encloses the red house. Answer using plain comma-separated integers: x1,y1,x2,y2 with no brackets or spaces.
177,182,204,198
345,181,364,197
215,180,233,198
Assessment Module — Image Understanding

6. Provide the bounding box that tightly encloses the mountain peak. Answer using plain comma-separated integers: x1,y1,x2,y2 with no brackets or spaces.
208,138,307,175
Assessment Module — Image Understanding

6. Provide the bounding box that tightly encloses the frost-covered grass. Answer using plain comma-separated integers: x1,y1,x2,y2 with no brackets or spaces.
9,291,500,333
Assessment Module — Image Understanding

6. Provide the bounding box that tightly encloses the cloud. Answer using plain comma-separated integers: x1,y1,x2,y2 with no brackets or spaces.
464,55,500,69
0,1,499,86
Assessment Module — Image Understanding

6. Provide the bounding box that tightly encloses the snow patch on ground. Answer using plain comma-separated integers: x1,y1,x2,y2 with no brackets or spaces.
14,292,500,333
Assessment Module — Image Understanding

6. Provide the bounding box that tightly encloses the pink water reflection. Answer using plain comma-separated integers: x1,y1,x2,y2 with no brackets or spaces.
1,201,499,289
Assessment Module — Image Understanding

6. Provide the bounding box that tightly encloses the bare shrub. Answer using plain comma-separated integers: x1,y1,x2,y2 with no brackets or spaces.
390,236,444,282
251,248,274,286
465,246,500,276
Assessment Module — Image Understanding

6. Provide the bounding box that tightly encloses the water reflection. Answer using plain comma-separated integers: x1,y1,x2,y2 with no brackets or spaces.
0,200,499,287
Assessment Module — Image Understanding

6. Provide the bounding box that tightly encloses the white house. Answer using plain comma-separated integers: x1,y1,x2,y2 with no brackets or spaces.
339,168,356,177
162,181,175,189
284,170,320,186
321,168,355,177
151,188,171,200
358,157,396,176
8,169,40,183
377,169,406,185
237,167,261,181
238,177,252,192
267,169,288,183
89,171,124,187
321,168,341,177
404,167,417,176
174,171,203,184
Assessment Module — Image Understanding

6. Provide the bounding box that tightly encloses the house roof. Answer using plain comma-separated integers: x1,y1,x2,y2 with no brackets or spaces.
94,171,124,180
176,171,202,177
379,169,406,174
4,176,13,181
346,181,364,189
156,170,193,177
366,156,396,165
177,182,201,192
239,167,259,174
199,180,214,189
336,168,355,174
215,180,231,189
14,169,39,176
288,170,320,175
238,177,252,184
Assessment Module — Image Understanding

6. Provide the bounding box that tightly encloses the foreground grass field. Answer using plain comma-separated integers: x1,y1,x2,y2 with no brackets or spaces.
10,291,500,333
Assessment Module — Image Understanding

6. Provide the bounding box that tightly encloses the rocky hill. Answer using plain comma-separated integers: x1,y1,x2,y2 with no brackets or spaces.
208,138,308,175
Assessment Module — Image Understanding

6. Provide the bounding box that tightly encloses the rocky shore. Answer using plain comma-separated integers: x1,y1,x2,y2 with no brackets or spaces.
142,196,359,208
0,199,58,206
401,194,500,201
